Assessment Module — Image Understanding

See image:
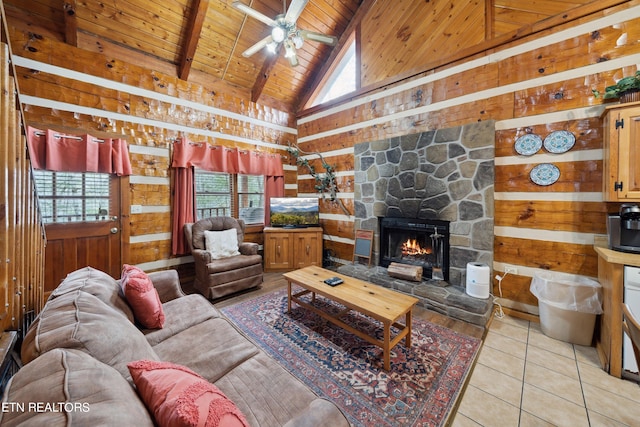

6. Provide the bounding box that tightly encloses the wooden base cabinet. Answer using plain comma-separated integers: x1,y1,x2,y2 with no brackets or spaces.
595,243,640,378
264,227,323,272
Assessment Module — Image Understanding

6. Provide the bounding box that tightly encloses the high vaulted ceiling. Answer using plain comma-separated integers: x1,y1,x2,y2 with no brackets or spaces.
5,0,364,112
5,0,613,114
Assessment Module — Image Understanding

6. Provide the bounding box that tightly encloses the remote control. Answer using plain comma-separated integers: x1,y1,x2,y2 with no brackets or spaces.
324,277,343,286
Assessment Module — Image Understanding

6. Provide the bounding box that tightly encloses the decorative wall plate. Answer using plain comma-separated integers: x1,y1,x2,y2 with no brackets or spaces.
514,133,542,156
543,130,575,154
530,163,560,186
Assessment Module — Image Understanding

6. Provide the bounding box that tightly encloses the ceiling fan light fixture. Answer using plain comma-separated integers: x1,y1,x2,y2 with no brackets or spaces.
266,41,278,54
292,34,304,49
284,40,296,58
271,26,286,43
235,0,335,67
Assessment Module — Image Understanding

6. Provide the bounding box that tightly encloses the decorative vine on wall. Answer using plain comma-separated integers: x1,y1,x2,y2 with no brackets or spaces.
287,145,350,216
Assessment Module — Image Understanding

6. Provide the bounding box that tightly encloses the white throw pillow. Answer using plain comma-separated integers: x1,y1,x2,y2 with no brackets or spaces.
204,229,240,260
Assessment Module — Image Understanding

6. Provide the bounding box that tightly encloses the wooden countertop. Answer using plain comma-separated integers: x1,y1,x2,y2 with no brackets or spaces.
594,235,640,267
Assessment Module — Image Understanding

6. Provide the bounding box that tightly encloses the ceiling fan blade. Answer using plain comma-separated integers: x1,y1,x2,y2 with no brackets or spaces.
232,1,277,27
242,35,273,57
284,0,308,24
298,30,337,46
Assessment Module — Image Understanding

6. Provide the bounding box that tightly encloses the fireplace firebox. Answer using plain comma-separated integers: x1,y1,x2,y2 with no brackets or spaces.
379,217,450,281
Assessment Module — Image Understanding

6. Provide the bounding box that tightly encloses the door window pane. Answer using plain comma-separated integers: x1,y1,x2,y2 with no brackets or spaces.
33,171,110,223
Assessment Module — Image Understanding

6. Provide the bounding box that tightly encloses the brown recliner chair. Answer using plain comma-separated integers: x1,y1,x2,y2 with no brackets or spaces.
184,216,263,299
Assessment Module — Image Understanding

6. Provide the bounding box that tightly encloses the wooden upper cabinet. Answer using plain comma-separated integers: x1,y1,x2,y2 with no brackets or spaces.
603,102,640,201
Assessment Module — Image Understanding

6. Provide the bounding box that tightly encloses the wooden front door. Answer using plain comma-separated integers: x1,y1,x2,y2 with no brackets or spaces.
42,175,127,297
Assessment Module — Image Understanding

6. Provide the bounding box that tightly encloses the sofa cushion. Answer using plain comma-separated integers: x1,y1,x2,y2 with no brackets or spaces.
0,348,153,426
151,318,259,383
49,266,135,323
143,294,221,346
214,352,347,427
121,264,165,329
21,291,159,380
128,360,249,427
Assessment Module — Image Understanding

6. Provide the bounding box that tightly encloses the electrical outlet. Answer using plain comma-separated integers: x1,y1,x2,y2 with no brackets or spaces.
504,265,518,275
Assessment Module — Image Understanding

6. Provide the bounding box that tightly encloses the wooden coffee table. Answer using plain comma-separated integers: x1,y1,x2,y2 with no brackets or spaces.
283,265,419,370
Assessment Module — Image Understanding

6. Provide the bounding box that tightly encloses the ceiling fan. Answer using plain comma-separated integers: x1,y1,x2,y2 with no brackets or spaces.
232,0,338,67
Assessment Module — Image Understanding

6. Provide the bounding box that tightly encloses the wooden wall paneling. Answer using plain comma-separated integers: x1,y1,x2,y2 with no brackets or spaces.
16,67,131,115
129,212,171,236
298,154,354,173
6,69,17,330
129,152,170,178
495,117,603,157
296,174,354,195
494,161,603,193
491,274,539,306
15,82,26,329
284,169,298,186
494,235,598,277
130,183,170,206
129,240,171,265
320,219,355,241
323,239,354,264
320,198,354,217
513,76,610,117
0,42,10,330
299,93,514,145
494,200,609,234
8,26,295,129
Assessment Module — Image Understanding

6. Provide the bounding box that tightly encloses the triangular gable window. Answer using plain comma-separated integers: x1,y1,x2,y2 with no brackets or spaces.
311,39,356,106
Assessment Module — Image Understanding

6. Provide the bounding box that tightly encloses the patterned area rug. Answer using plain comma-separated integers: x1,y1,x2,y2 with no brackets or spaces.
221,289,481,427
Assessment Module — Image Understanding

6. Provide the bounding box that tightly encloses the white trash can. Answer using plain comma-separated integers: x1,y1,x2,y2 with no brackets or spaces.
530,272,603,346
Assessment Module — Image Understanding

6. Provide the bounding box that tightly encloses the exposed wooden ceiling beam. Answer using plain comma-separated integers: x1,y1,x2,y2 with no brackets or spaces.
251,45,283,103
296,0,377,111
63,0,78,47
179,0,210,81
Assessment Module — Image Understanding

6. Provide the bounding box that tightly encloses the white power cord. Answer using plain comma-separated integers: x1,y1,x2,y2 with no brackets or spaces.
492,271,509,319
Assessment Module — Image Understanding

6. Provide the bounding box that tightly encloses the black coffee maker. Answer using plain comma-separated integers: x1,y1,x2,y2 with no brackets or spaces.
608,204,640,253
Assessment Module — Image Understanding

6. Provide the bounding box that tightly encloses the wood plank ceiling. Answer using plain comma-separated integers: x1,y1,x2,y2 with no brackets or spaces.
5,0,604,113
5,0,361,112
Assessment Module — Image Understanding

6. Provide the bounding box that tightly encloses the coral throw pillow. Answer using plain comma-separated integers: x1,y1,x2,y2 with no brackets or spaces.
128,360,249,427
121,264,165,329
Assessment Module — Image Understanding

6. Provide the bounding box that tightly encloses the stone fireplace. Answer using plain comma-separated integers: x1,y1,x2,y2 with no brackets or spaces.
338,120,495,326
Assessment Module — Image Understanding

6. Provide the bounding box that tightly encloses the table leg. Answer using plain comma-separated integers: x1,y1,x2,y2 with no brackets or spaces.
405,309,413,348
287,280,292,313
383,322,391,371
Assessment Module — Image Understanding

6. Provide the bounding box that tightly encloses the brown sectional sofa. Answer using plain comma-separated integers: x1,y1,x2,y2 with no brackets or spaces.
0,267,348,426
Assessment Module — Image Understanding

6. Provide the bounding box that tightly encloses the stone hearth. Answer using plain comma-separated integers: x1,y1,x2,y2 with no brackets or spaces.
338,264,493,326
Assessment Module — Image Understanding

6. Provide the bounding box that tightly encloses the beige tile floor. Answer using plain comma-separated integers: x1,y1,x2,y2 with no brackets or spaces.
452,314,640,426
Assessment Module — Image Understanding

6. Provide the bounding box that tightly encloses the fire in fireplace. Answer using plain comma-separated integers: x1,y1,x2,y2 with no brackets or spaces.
379,217,450,281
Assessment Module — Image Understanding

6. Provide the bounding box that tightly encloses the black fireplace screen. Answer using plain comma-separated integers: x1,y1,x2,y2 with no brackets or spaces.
379,217,450,281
